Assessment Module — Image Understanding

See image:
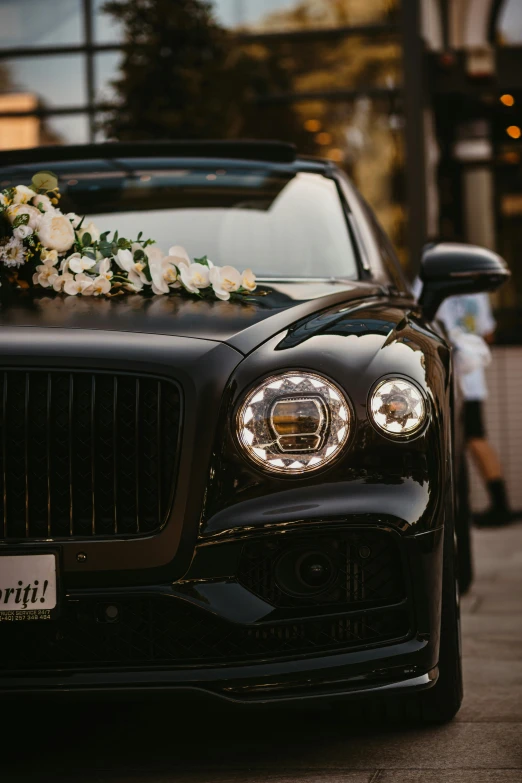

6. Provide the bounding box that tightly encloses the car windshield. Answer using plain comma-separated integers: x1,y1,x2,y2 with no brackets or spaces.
0,159,358,280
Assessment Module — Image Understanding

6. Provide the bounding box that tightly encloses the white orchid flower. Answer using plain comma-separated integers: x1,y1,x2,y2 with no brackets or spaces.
97,257,113,280
52,272,74,292
209,265,242,301
63,273,94,296
13,185,36,205
167,245,191,270
32,257,59,288
91,275,111,296
179,262,210,294
41,248,59,266
241,268,256,292
150,257,180,295
68,252,96,274
116,247,148,289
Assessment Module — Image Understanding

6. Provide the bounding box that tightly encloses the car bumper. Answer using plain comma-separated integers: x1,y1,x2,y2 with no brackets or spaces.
0,525,444,702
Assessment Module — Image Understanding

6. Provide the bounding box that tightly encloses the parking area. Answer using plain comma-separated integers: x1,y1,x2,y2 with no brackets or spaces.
5,523,522,783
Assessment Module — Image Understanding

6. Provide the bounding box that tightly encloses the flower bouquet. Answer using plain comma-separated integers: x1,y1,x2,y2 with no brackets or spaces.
0,171,256,300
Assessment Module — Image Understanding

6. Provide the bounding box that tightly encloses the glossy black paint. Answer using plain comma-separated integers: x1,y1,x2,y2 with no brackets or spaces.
0,145,468,703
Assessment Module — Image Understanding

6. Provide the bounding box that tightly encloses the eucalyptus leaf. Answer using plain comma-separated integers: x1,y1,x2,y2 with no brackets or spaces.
31,170,58,192
81,232,92,247
12,213,30,228
194,255,209,267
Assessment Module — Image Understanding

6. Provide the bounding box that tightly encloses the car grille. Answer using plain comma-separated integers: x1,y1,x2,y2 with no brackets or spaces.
237,530,405,609
0,370,181,539
0,597,409,672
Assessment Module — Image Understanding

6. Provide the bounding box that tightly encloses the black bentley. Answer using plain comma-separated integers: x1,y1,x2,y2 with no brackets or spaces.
0,141,508,722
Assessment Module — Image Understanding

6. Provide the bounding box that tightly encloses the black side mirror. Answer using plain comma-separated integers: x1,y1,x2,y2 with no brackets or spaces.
419,242,510,321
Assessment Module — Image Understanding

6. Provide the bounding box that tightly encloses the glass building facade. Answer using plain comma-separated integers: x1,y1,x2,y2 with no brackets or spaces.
0,0,407,264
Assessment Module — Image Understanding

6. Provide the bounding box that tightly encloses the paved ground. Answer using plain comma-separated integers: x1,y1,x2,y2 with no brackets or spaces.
5,524,522,782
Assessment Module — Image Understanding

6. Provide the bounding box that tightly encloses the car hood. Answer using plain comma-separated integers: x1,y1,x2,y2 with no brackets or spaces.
0,281,385,355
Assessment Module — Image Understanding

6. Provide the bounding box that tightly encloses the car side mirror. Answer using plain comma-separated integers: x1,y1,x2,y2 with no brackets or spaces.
418,242,510,321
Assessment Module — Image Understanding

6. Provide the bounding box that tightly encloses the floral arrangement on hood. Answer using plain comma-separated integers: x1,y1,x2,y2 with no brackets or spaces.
0,171,257,300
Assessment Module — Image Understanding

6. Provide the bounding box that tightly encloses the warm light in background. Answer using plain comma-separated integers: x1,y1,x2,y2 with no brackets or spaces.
315,131,332,146
500,94,515,107
304,119,321,132
506,125,522,139
327,148,344,162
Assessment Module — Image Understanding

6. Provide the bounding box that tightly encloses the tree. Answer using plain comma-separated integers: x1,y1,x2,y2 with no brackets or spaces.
102,0,309,146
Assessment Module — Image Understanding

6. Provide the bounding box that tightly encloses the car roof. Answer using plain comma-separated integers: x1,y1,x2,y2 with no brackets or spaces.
0,140,332,175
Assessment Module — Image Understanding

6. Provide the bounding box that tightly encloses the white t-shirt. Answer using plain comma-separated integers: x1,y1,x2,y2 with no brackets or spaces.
436,294,496,401
413,280,496,401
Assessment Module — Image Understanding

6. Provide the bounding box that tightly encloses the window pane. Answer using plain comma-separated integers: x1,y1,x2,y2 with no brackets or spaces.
0,0,82,48
95,50,123,103
0,55,86,108
0,110,89,150
497,0,522,45
212,0,400,32
45,113,90,145
94,0,124,43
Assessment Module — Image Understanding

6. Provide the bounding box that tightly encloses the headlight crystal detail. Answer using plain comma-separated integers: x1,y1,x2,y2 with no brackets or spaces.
237,372,350,474
370,379,426,435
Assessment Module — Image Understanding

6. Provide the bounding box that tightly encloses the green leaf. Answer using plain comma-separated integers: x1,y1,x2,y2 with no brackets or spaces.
31,170,58,192
12,213,30,228
100,230,110,241
83,250,96,260
117,237,130,248
194,255,209,266
133,249,145,261
99,240,112,258
81,232,92,247
137,231,143,241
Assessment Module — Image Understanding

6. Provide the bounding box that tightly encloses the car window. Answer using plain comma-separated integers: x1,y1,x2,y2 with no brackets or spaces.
0,161,359,281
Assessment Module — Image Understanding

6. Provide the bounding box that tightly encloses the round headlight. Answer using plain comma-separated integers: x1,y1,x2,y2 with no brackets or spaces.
369,378,426,436
237,372,350,474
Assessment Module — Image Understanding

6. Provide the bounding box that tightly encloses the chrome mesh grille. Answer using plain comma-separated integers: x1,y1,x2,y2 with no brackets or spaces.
0,370,181,539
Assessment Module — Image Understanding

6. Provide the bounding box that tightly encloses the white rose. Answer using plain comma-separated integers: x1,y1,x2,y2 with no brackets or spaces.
209,265,241,301
63,273,94,296
13,224,33,240
241,268,256,292
32,194,55,213
38,212,75,253
179,262,210,294
77,221,100,243
68,252,96,274
13,185,35,204
6,203,42,230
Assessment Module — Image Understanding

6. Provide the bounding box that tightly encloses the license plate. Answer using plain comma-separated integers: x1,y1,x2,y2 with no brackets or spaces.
0,553,57,621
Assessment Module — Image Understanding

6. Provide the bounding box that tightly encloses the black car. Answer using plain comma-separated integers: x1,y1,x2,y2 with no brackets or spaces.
0,141,508,722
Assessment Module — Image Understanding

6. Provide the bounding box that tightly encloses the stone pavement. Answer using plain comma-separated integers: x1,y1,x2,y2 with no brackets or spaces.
4,524,522,782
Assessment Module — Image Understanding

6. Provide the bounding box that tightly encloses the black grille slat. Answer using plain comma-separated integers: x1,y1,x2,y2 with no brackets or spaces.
0,370,180,540
0,597,410,672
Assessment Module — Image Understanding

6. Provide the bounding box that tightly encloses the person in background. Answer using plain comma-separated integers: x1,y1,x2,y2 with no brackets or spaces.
435,293,513,527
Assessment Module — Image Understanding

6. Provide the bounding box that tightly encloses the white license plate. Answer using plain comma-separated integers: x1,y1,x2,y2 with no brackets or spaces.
0,553,57,621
